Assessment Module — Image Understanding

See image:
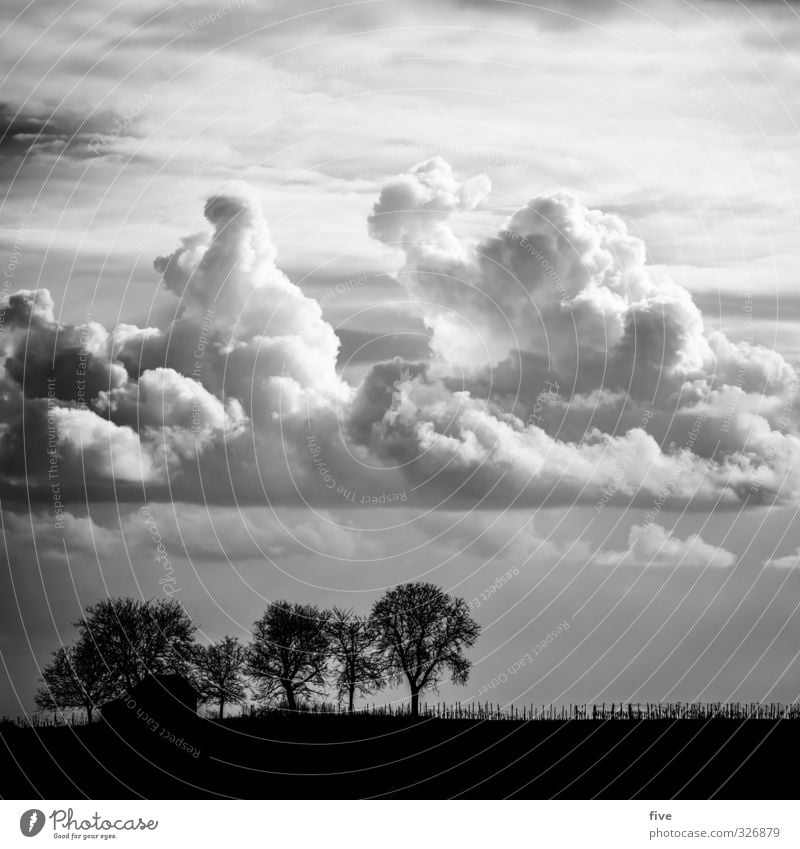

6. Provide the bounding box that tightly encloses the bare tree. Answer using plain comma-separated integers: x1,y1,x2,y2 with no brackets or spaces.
247,601,330,712
371,582,480,718
74,597,196,695
193,636,247,720
326,608,384,714
35,640,112,723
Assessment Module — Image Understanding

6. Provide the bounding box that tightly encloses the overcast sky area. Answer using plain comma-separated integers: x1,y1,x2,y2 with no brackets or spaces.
2,0,800,718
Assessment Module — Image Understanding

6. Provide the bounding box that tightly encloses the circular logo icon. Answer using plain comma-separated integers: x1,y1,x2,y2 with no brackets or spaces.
19,809,46,837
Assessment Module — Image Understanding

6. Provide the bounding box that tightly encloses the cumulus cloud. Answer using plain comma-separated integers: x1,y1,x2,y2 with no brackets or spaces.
97,366,247,456
3,163,800,510
596,523,737,569
152,181,344,405
367,156,491,267
1,290,128,404
369,159,796,405
0,182,351,504
763,548,800,569
358,158,800,507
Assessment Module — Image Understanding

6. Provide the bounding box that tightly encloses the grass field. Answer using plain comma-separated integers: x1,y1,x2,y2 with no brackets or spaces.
1,710,796,799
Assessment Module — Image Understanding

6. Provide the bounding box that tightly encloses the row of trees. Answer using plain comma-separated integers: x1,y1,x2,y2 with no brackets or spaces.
36,582,481,720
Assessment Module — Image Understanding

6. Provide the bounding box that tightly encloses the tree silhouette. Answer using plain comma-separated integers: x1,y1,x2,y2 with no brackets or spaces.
326,608,384,714
193,636,247,719
74,597,196,695
35,640,113,723
247,601,330,712
371,582,480,718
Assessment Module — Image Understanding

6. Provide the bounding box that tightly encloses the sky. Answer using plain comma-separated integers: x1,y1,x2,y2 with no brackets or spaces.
2,0,800,717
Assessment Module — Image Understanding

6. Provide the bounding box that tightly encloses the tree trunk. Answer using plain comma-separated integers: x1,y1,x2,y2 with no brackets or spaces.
283,683,297,712
86,703,93,724
348,685,355,715
410,687,420,718
218,698,225,720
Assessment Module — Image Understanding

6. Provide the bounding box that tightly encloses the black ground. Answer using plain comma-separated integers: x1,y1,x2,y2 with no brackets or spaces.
1,716,794,799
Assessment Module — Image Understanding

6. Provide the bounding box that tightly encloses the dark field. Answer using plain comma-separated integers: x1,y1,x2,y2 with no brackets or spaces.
1,715,795,799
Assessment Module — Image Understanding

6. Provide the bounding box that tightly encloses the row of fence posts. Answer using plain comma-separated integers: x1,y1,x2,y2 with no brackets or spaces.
7,701,800,728
239,701,800,722
1,712,88,728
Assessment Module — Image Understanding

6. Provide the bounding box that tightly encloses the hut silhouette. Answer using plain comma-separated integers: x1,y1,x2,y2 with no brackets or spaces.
101,673,198,730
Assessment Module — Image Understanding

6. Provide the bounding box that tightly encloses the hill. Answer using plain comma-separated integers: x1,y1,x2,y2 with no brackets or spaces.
1,715,795,799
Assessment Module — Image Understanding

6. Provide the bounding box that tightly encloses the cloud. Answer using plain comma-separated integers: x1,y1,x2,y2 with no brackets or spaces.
2,164,800,510
97,367,247,455
763,548,800,569
120,502,368,563
596,523,737,569
51,406,164,484
369,159,796,399
367,156,491,268
0,102,112,169
0,183,351,504
150,180,348,420
358,159,800,507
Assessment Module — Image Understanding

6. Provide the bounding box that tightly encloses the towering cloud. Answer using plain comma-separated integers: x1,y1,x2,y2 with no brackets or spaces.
359,158,800,507
368,158,795,401
0,182,349,504
1,164,799,510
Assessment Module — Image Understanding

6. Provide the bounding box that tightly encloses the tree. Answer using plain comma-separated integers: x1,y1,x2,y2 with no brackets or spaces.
371,582,480,718
326,608,384,714
35,640,113,723
193,636,247,720
74,597,196,695
247,601,330,712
